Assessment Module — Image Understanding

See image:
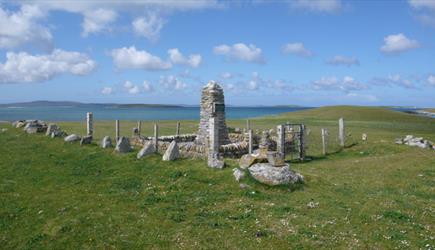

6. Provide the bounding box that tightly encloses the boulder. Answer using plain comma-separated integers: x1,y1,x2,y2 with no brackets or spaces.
101,136,112,148
64,134,81,142
115,137,132,153
51,130,67,138
267,151,285,166
46,124,59,136
137,142,156,159
0,128,8,133
233,168,245,182
208,156,225,169
248,163,303,186
25,126,38,134
239,153,267,169
162,140,179,161
80,135,92,146
15,121,26,128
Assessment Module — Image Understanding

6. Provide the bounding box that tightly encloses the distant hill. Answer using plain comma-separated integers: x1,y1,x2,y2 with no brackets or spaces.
0,101,182,108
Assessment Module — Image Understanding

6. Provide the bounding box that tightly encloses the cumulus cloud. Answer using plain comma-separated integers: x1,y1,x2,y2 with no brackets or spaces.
0,49,96,84
427,75,435,86
132,12,165,42
282,43,313,57
168,48,202,68
123,81,141,94
326,55,359,66
13,1,219,37
409,0,435,10
159,75,187,90
290,0,342,13
370,75,414,88
380,33,420,54
0,5,52,49
82,9,117,36
110,46,171,71
101,87,113,95
312,76,367,92
409,0,435,27
213,43,265,64
143,80,154,92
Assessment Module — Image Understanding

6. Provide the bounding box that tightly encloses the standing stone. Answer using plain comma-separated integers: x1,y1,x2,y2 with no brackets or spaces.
137,142,156,159
115,137,132,153
276,125,285,159
321,128,328,156
196,81,230,146
246,119,250,130
115,120,120,143
176,122,180,136
248,129,253,154
339,117,345,147
101,136,112,148
80,135,92,146
207,117,224,169
86,112,93,136
46,124,59,136
153,123,159,153
162,140,180,161
362,133,367,141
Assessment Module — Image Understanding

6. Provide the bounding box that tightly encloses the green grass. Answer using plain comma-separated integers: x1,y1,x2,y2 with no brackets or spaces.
1,106,434,249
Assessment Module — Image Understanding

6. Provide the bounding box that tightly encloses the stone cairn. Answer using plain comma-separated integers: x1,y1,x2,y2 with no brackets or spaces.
196,81,230,146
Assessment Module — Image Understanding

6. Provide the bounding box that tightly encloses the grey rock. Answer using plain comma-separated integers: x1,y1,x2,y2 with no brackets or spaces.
64,134,81,142
162,140,179,161
46,124,59,136
115,137,132,153
15,121,26,128
239,153,267,169
248,163,303,186
239,183,250,189
233,168,245,182
51,130,67,138
80,135,92,146
208,157,225,169
25,127,38,134
1,128,8,133
101,136,112,148
137,142,156,159
267,151,285,166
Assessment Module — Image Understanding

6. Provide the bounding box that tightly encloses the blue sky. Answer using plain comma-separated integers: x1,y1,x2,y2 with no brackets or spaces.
0,0,434,107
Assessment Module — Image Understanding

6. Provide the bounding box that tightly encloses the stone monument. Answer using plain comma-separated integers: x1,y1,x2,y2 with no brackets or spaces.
196,81,230,146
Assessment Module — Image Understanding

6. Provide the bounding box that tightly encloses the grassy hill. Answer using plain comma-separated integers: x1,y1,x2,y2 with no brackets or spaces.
0,106,434,249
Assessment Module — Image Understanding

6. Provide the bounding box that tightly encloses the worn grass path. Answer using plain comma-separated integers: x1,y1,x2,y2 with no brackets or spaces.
0,106,434,249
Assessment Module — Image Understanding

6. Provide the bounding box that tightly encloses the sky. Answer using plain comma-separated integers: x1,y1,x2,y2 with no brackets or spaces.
0,0,434,107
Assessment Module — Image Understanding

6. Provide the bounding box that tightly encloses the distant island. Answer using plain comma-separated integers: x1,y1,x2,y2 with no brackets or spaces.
0,101,182,108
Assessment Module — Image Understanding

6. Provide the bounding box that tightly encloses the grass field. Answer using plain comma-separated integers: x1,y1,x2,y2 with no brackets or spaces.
1,106,434,249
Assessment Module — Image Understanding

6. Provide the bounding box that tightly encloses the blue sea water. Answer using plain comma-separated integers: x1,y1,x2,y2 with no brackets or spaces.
0,105,313,121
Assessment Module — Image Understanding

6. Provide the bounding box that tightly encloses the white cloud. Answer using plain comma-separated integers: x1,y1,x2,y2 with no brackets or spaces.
143,80,154,92
428,75,435,86
123,81,141,94
282,43,313,57
409,0,435,10
101,87,113,95
312,76,367,92
0,5,52,49
326,55,359,66
132,12,165,42
213,43,264,64
0,49,96,83
370,75,414,88
14,1,220,37
82,9,117,36
110,46,171,71
168,48,202,68
220,72,234,79
346,93,378,102
247,72,263,90
268,79,295,92
159,75,187,90
380,33,420,54
290,0,342,13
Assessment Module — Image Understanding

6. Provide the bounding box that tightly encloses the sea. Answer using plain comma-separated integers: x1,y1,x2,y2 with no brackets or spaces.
0,105,313,121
